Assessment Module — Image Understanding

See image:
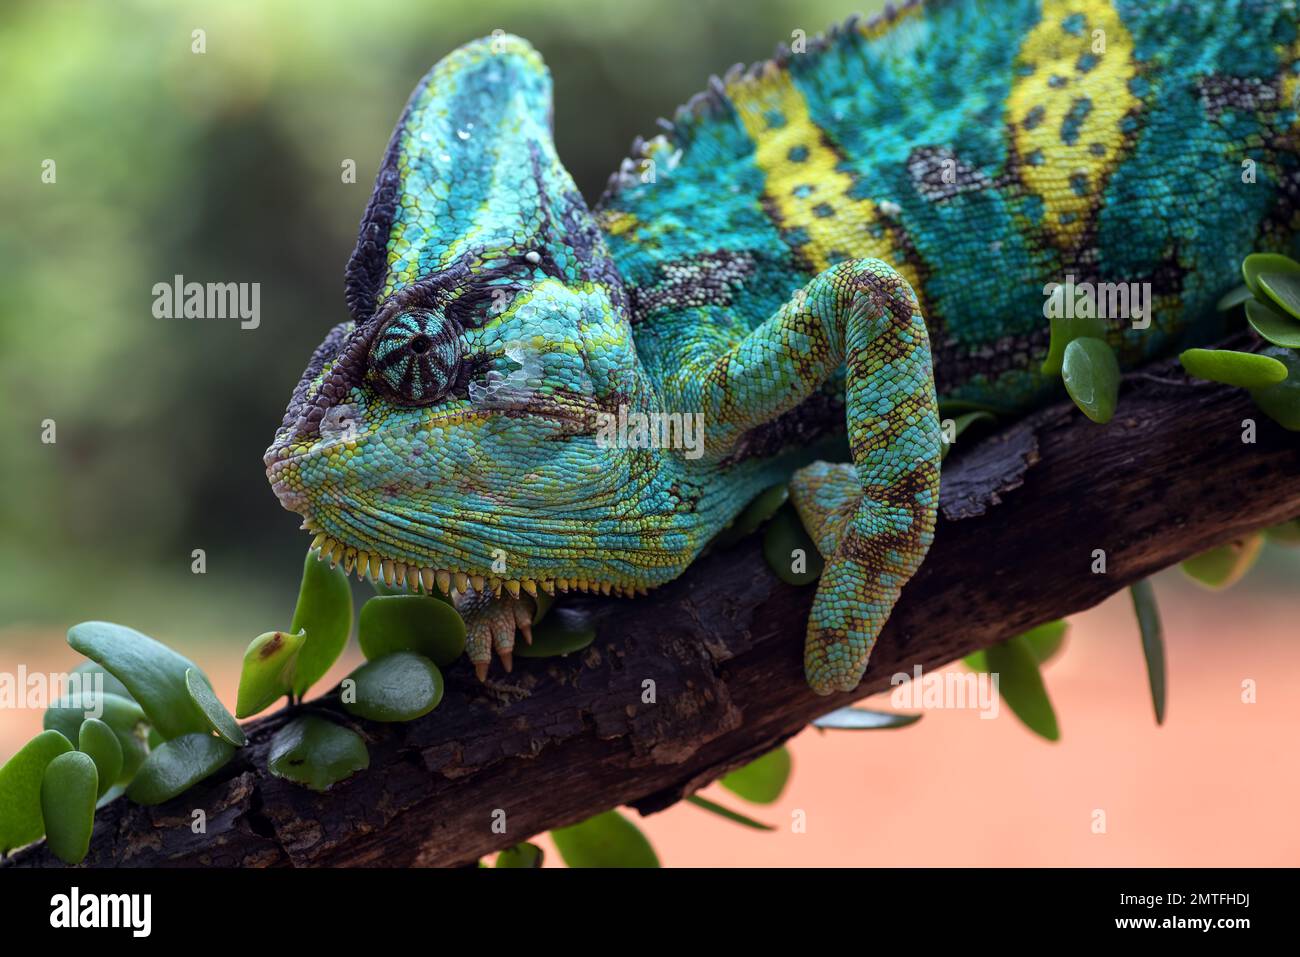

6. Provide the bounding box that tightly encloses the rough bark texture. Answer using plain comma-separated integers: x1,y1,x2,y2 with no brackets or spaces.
5,350,1299,868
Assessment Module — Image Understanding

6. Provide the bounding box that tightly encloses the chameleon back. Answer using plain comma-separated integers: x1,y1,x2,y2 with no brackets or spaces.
598,0,1300,413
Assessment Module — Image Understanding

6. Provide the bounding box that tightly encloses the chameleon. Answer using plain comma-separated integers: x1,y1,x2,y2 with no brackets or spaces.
265,0,1300,695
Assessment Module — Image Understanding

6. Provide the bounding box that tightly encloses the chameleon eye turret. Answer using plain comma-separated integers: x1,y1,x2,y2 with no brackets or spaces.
368,310,463,406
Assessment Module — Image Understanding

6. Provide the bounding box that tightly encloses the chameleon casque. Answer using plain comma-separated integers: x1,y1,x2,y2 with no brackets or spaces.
265,0,1300,695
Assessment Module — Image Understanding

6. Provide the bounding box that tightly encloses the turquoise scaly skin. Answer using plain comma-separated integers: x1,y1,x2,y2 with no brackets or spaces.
266,2,1300,695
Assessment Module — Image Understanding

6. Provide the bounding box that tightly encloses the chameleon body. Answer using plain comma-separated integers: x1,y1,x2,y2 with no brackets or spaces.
266,0,1300,694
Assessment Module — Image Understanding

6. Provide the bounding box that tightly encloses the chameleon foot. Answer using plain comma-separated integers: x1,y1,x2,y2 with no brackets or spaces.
457,590,534,680
791,459,933,695
789,461,860,559
790,448,939,695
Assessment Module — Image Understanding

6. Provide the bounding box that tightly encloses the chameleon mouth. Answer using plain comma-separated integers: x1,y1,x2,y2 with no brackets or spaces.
306,530,650,599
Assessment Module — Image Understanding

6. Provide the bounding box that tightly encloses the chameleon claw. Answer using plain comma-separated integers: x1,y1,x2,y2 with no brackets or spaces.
500,650,514,673
519,620,533,646
474,660,490,682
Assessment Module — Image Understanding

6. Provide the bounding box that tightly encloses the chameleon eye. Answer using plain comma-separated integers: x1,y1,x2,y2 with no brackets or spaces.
369,310,462,405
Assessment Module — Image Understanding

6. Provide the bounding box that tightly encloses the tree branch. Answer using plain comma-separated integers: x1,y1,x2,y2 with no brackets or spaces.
6,349,1299,868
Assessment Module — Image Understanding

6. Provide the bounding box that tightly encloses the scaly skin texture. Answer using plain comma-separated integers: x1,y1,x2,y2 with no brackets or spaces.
267,2,1300,694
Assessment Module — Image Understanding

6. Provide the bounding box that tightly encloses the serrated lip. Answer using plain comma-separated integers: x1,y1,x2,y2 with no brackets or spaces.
304,530,650,599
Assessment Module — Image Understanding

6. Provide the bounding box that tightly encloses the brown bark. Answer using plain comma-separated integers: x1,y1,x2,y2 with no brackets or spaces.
5,349,1299,868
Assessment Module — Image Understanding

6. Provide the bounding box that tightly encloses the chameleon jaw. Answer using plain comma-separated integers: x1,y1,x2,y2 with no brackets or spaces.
306,531,651,600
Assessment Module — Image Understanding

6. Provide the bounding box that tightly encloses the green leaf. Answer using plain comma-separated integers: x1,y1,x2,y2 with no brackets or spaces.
811,707,922,730
373,572,452,603
984,635,1060,742
1021,619,1069,665
719,746,791,805
550,810,659,868
1042,316,1108,376
1249,346,1300,431
342,652,443,722
1062,337,1120,424
40,752,98,865
235,629,306,719
1180,534,1265,590
1129,579,1166,726
0,730,73,852
515,608,598,658
1242,252,1300,301
1245,298,1300,348
1179,347,1288,389
1265,518,1300,546
66,621,212,740
762,505,824,585
1216,283,1253,312
496,842,545,867
267,715,368,792
941,410,996,461
1257,270,1300,321
530,591,554,625
69,661,133,702
185,669,245,747
358,594,466,666
290,549,355,697
711,484,789,548
685,795,776,831
44,692,148,785
76,719,123,798
125,733,236,805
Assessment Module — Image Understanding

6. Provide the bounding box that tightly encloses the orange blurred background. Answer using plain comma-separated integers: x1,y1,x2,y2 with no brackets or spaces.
562,572,1300,867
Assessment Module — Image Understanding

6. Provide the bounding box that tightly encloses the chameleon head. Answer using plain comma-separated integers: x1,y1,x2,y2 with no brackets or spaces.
264,34,673,596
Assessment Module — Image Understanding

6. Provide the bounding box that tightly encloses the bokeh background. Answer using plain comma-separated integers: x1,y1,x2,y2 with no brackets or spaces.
2,0,1296,866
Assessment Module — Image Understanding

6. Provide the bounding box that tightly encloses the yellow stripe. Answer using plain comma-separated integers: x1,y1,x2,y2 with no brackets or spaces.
598,210,640,237
1284,41,1300,114
726,67,923,295
1006,0,1137,249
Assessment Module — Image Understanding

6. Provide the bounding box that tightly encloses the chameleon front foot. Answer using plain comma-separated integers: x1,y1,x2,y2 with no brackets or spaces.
456,590,535,680
790,456,939,695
